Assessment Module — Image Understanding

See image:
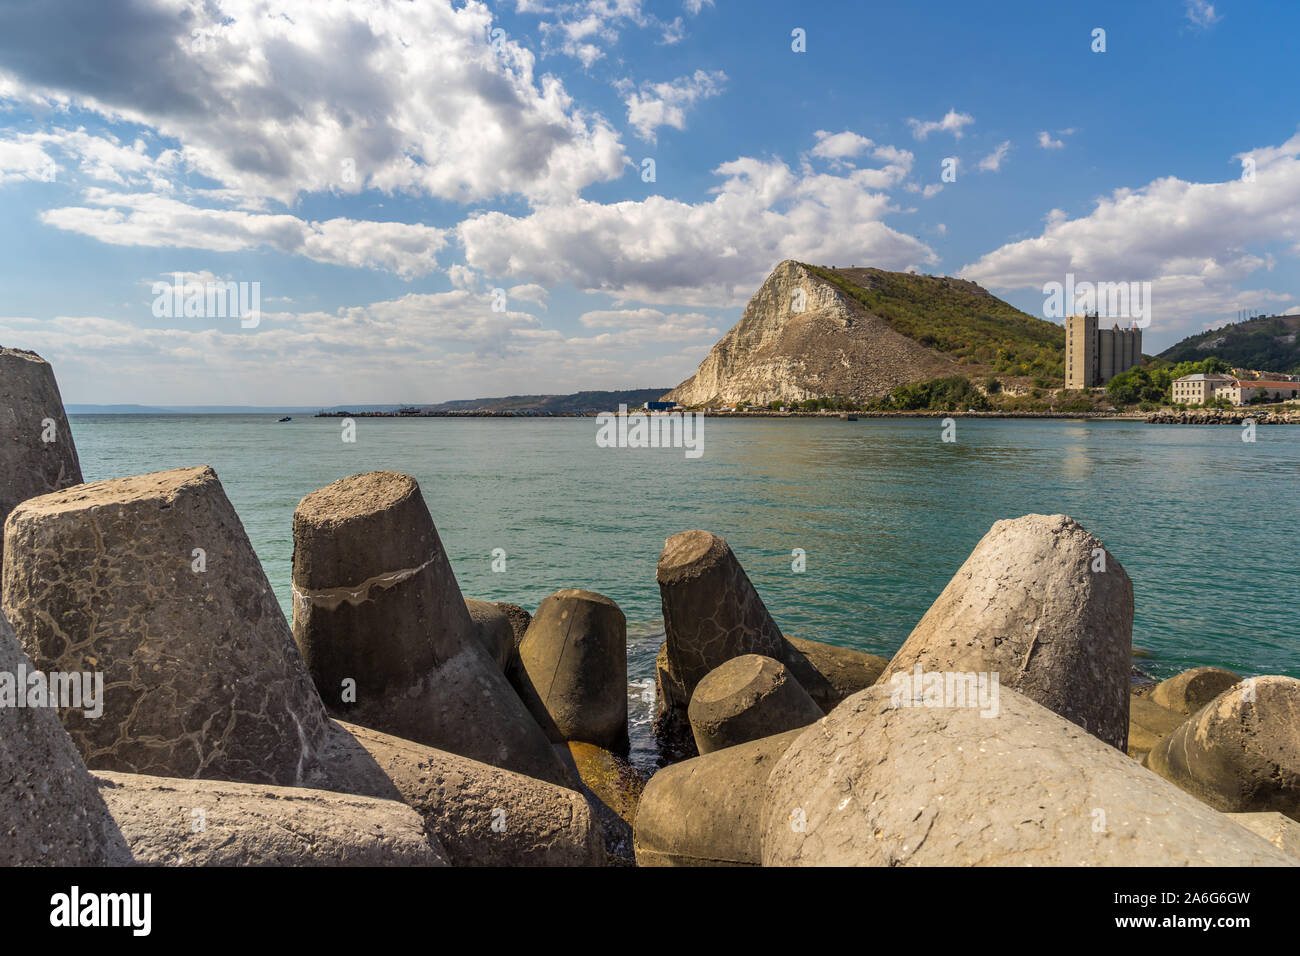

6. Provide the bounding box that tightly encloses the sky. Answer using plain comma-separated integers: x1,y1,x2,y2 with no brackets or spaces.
1,0,1298,405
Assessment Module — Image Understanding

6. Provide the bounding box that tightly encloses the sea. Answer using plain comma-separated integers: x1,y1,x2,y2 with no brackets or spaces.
69,413,1300,772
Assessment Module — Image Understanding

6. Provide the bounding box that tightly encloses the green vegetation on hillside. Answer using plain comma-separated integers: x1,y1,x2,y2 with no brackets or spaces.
422,388,675,415
865,375,991,412
1159,314,1300,374
1105,357,1230,406
805,264,1065,380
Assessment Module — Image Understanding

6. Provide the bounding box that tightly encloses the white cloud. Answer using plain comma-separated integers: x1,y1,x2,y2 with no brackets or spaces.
40,190,447,277
531,1,691,66
0,0,627,206
1185,0,1223,29
906,109,974,141
960,130,1300,333
622,70,726,142
459,145,935,306
507,283,550,306
810,130,874,161
0,136,55,184
578,307,719,341
0,287,709,403
978,140,1012,172
1037,131,1065,150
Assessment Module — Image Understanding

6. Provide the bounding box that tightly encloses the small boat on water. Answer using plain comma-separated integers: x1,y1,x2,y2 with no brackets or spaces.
278,416,292,422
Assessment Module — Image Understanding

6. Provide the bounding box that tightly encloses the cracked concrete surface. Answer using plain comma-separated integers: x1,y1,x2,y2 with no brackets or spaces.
761,683,1295,866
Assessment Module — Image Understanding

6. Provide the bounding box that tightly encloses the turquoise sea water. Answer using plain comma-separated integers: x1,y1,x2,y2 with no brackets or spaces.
69,414,1300,769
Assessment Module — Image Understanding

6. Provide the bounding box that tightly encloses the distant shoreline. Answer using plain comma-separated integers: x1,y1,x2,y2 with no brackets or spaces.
310,408,1152,421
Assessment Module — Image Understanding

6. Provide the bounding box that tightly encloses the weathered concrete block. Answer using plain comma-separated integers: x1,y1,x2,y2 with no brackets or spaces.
516,588,629,755
322,719,604,867
635,729,803,867
1227,812,1300,860
493,602,532,652
786,635,888,709
3,466,334,785
655,530,832,755
0,608,131,866
1150,666,1241,715
1127,693,1188,761
688,654,822,754
761,683,1293,866
3,467,601,865
0,347,82,570
1146,676,1300,820
95,770,446,866
291,471,569,786
465,598,514,671
880,514,1133,750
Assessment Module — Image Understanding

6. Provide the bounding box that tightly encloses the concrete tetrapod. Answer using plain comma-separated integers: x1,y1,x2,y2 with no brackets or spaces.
688,654,823,754
465,599,514,671
1145,676,1300,820
760,683,1293,866
291,471,570,786
880,514,1133,750
0,608,131,866
1127,693,1189,761
634,728,804,867
322,719,603,867
95,770,447,866
2,466,603,865
786,635,888,707
3,466,333,785
1149,666,1241,715
516,588,629,755
0,347,82,570
655,530,833,755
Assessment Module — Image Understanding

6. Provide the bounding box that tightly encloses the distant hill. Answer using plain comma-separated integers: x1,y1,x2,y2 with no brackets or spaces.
421,389,675,415
666,260,1063,407
67,403,409,414
1159,313,1300,373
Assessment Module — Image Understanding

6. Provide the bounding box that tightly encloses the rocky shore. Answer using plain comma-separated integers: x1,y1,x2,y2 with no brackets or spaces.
2,345,1298,867
1145,408,1300,424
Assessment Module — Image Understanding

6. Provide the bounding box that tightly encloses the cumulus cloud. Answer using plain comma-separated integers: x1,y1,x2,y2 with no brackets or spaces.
507,283,550,306
978,141,1012,172
906,109,974,141
0,286,709,403
40,189,448,277
0,0,627,206
622,70,726,142
809,130,874,162
960,130,1300,332
0,135,56,184
459,147,935,306
1037,131,1065,150
578,307,719,341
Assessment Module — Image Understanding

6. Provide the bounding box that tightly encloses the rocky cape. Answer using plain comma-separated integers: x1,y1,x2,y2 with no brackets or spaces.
665,260,1058,407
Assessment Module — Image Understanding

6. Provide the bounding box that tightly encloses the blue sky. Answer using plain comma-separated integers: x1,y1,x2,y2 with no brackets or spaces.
1,0,1297,404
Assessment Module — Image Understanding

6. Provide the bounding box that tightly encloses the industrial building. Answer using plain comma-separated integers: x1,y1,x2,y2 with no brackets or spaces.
1065,312,1143,389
